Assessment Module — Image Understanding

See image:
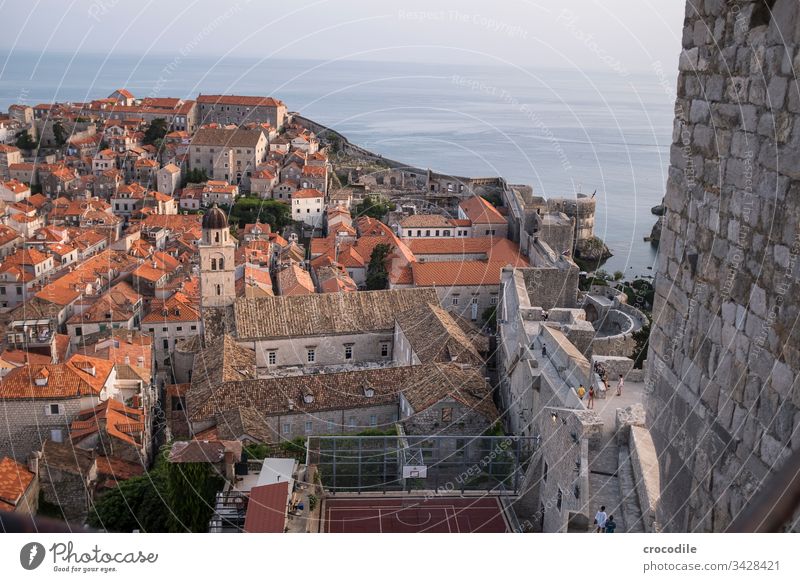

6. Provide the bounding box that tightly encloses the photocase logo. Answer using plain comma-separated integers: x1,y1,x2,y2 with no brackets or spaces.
19,542,46,570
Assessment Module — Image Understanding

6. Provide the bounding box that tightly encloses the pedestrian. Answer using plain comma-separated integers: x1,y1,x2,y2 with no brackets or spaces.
617,374,624,396
605,515,617,533
542,344,547,357
588,385,595,409
577,384,586,400
594,505,608,532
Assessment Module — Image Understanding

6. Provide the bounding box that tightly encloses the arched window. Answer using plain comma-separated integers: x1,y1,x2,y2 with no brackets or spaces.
211,258,217,270
215,232,220,243
216,284,221,296
218,258,224,270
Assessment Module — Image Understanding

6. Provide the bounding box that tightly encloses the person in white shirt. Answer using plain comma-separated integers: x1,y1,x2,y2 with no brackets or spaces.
617,374,624,396
595,506,608,532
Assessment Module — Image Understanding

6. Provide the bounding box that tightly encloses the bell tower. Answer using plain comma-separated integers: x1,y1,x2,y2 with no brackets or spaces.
199,204,235,308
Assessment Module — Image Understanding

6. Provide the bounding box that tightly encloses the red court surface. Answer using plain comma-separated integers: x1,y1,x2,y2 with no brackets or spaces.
323,496,509,533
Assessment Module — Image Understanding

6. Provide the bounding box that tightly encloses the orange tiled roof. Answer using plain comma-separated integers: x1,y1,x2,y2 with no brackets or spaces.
70,399,144,447
0,457,35,507
458,195,507,225
411,260,515,287
292,188,323,200
0,354,114,399
142,292,200,323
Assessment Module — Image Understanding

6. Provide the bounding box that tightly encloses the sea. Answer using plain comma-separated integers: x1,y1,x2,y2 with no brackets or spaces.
0,51,677,277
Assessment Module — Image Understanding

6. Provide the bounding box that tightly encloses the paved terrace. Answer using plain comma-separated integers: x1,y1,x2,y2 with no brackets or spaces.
585,379,647,533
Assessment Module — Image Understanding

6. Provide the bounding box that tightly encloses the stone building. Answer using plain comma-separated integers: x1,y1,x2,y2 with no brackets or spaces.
199,205,236,308
0,355,117,461
0,144,23,180
189,128,267,190
37,440,97,523
646,0,800,532
225,288,438,372
184,359,490,443
196,94,287,129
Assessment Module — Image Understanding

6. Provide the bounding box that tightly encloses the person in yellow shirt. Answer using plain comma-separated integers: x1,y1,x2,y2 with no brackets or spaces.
577,384,586,399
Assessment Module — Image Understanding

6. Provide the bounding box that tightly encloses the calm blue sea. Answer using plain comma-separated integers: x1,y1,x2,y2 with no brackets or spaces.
0,51,676,277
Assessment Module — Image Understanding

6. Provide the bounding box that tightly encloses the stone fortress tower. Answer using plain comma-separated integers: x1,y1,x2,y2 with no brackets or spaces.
199,204,236,308
646,0,800,531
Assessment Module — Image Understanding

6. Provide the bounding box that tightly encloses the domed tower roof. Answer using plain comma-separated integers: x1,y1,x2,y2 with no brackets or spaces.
202,204,228,230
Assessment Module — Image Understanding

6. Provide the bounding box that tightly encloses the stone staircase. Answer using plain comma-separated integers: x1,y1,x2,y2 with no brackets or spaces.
586,435,645,532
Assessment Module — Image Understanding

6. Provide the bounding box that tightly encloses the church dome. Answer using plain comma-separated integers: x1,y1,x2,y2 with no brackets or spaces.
202,204,228,230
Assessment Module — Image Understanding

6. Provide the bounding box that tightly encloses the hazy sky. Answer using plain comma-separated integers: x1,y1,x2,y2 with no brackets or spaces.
1,0,686,71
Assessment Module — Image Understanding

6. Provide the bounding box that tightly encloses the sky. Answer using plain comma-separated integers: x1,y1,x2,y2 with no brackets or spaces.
0,0,687,72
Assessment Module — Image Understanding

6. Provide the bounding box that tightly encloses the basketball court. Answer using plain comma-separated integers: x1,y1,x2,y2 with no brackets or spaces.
322,496,510,533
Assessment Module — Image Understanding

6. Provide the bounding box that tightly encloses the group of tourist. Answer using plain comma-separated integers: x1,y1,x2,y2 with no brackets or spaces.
575,365,625,410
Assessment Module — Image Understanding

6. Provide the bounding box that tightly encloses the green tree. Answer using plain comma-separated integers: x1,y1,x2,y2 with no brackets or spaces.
182,168,209,186
229,197,292,230
89,452,170,532
143,117,169,146
631,321,651,369
15,131,37,150
165,461,224,532
365,243,391,290
482,306,497,329
52,121,68,147
481,192,503,207
355,194,391,221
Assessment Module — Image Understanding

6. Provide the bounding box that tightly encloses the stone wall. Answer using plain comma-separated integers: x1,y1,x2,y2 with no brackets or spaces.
520,407,603,532
0,398,87,461
402,398,492,436
646,0,800,532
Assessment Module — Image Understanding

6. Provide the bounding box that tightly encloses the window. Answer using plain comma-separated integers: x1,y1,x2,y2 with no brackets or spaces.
490,295,499,305
177,326,182,332
163,339,169,349
191,325,197,331
327,419,335,432
48,403,61,415
216,285,221,296
557,488,563,511
441,407,452,423
16,287,21,295
543,460,549,483
370,415,377,427
380,343,389,357
75,326,82,336
283,423,291,434
50,429,63,443
211,258,217,270
305,421,313,434
218,258,224,270
349,416,356,428
435,230,439,236
344,345,353,360
268,351,277,365
307,349,315,363
451,296,459,306
472,297,479,305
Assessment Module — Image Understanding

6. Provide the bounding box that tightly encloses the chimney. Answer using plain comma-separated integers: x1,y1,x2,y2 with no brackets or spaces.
27,452,40,475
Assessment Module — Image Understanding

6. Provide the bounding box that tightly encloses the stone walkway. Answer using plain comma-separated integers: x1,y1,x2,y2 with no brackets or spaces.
584,381,646,532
